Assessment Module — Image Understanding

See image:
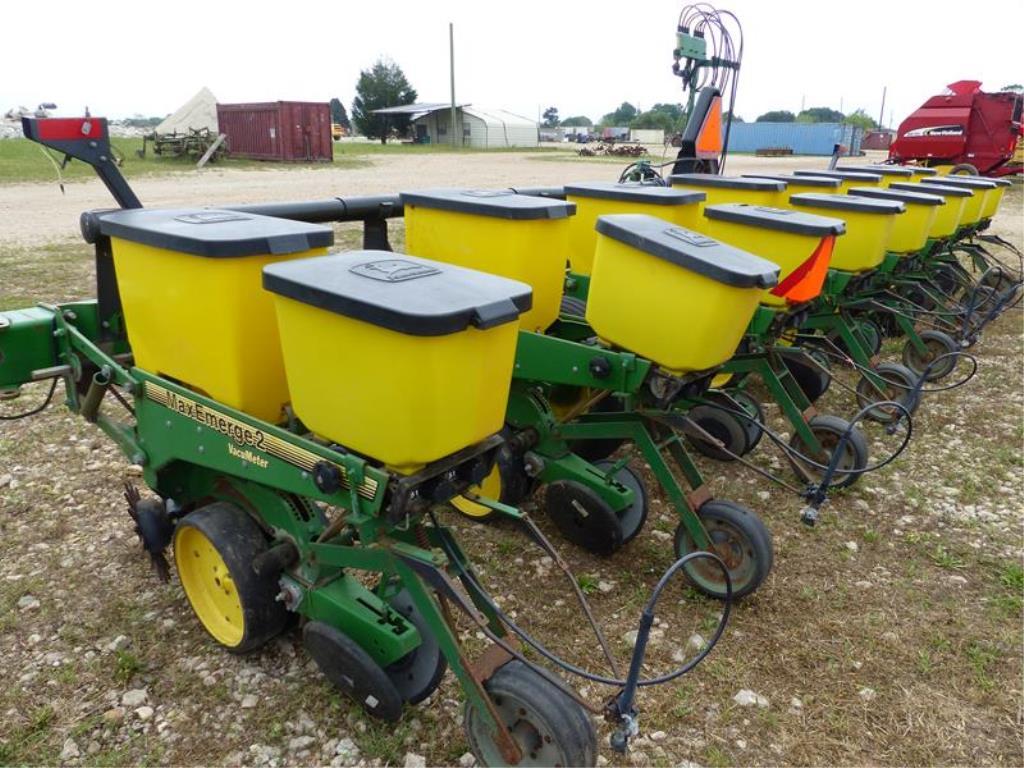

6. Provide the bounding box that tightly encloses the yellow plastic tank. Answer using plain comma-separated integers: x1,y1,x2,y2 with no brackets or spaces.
585,214,779,374
99,208,333,422
972,176,1012,219
928,175,1006,220
668,173,786,208
564,182,705,275
401,189,574,333
847,186,943,254
264,251,532,474
788,193,903,272
836,165,915,186
890,182,968,238
918,177,994,226
793,169,884,193
698,204,845,307
742,173,842,197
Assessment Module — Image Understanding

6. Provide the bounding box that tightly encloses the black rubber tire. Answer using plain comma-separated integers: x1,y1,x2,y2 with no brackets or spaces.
559,295,588,318
303,620,404,721
950,163,979,176
855,362,920,424
780,351,832,404
855,318,883,356
902,329,958,381
787,414,870,490
726,389,766,454
173,502,288,654
385,589,448,705
674,500,774,600
593,460,649,545
464,660,597,768
684,404,748,461
544,480,623,556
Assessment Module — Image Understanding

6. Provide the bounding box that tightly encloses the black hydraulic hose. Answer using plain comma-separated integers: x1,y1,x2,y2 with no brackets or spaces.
0,378,58,421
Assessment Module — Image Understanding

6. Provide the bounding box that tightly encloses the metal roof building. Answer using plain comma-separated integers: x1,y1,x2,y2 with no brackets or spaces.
374,103,538,148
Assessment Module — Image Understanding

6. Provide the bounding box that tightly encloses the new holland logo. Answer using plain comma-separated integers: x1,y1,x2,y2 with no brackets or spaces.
144,382,378,499
905,124,965,138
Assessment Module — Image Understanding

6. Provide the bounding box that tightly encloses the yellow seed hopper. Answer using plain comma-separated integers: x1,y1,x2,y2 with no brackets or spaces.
741,173,842,197
263,251,532,474
788,193,904,272
918,176,996,227
847,186,944,255
792,169,884,193
836,165,915,186
98,208,333,422
890,181,970,237
668,173,786,208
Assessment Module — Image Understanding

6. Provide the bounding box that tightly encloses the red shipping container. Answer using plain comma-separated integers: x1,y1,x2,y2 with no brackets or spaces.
217,101,333,162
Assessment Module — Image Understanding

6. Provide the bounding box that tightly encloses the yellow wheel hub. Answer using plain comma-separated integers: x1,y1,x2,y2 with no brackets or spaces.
451,463,502,519
175,525,245,648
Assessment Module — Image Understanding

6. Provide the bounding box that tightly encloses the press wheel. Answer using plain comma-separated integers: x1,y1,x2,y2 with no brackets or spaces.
673,500,773,600
855,362,920,424
780,350,832,403
727,389,766,453
464,660,597,768
684,403,748,461
902,329,958,381
592,460,648,545
787,414,869,489
173,502,288,654
384,589,448,705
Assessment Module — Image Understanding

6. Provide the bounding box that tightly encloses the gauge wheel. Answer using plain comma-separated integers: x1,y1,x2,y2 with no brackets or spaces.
726,389,766,454
544,480,623,555
384,589,448,705
855,362,920,424
174,502,289,654
464,660,597,768
674,500,774,600
902,329,958,381
592,460,649,545
684,403,748,461
780,351,832,404
787,414,870,490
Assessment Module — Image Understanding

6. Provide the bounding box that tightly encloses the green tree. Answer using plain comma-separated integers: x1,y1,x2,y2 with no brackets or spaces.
724,111,744,123
756,110,795,122
843,108,877,130
1000,83,1023,93
329,97,352,131
351,58,418,144
542,106,560,128
560,115,592,127
630,110,674,131
600,102,638,127
797,106,845,123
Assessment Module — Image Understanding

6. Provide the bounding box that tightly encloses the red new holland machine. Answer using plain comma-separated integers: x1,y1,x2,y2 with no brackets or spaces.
888,80,1022,177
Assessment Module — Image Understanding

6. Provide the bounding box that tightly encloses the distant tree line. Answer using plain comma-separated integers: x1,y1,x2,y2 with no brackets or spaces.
754,106,879,130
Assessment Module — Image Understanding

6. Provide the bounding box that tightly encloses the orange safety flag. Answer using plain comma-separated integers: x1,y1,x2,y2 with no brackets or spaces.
770,235,835,304
696,95,724,158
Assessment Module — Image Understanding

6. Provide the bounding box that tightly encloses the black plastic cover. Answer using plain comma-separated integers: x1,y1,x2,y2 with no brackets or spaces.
98,208,334,257
704,202,846,236
595,213,779,289
263,250,533,336
400,188,575,220
790,193,905,214
919,176,998,190
741,173,840,188
668,173,785,191
564,181,705,206
836,165,914,177
952,175,1011,187
793,169,883,182
848,187,945,206
905,166,938,176
891,181,971,198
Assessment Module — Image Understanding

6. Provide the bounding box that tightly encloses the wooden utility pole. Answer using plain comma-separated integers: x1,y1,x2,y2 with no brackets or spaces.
878,86,887,129
449,23,458,148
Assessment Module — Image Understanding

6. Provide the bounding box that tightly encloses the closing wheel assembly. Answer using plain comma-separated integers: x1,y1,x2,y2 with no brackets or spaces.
856,363,920,424
173,502,289,654
902,329,958,381
780,351,832,403
592,459,649,545
673,500,773,600
303,620,404,721
465,660,597,768
684,403,748,461
728,389,766,453
787,414,870,489
384,589,448,705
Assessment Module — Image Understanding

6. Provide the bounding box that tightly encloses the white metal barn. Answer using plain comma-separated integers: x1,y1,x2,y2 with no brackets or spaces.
374,103,539,148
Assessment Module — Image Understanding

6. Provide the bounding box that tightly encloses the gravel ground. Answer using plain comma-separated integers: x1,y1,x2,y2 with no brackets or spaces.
0,156,1021,768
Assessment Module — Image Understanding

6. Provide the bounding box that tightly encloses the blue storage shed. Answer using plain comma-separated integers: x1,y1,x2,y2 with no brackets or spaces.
726,122,863,155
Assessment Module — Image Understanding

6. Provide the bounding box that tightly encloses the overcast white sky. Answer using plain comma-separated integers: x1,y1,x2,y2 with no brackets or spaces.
5,0,1021,128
